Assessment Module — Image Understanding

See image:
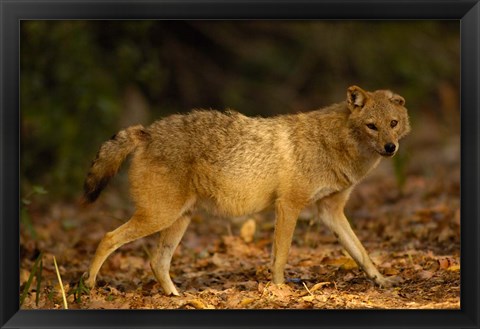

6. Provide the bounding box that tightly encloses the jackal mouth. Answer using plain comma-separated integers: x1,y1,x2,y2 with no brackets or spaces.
378,151,396,157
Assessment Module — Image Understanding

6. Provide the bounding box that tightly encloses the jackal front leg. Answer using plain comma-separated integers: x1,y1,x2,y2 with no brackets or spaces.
317,189,400,287
271,199,302,284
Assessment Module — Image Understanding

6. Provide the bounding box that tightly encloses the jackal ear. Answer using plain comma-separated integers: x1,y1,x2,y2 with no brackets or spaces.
390,94,405,106
347,85,368,111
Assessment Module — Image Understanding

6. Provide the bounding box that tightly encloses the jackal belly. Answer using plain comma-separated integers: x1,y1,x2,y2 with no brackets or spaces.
194,174,276,217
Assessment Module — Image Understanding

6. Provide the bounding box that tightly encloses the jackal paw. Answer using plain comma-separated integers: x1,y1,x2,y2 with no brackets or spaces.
375,275,403,288
162,286,180,296
82,272,95,289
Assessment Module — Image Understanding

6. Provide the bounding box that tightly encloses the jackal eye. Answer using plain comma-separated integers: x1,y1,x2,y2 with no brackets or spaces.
390,120,398,128
366,123,377,130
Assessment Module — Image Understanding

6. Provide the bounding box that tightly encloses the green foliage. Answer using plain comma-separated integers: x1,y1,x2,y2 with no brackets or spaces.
35,256,43,306
68,274,90,304
20,252,43,306
21,21,459,199
21,185,48,239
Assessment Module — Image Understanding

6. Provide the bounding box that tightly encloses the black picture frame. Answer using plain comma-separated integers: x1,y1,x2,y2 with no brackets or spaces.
1,1,479,328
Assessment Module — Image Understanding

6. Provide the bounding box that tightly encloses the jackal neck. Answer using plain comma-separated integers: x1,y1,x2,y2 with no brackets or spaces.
292,105,381,188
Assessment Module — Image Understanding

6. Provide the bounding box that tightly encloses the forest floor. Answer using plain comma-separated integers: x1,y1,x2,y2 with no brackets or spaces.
20,117,460,310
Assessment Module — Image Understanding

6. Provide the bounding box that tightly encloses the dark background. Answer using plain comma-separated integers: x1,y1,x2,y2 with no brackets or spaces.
20,20,460,198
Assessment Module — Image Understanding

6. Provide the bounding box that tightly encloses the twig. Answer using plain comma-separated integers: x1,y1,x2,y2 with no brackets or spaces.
53,256,68,309
260,281,271,299
302,281,314,296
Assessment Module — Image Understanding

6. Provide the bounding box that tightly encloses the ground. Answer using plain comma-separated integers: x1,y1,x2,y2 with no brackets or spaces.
20,118,460,310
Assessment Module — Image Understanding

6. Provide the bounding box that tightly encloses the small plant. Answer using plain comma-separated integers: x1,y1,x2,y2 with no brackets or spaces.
21,185,48,239
47,288,55,302
20,252,43,307
68,274,90,304
35,254,43,306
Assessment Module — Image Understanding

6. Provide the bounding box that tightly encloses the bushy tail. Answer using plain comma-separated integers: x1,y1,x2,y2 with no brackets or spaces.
82,125,150,204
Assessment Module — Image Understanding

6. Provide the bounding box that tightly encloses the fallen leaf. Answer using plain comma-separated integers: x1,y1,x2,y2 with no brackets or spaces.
262,283,297,299
454,209,460,226
447,265,460,272
88,300,110,309
240,218,256,243
211,253,230,268
343,272,355,282
20,268,31,286
310,282,332,292
222,236,255,256
438,258,451,270
302,295,315,302
239,297,255,307
383,267,399,276
185,299,208,309
341,258,358,270
297,257,314,267
417,270,434,280
438,226,454,243
323,256,358,270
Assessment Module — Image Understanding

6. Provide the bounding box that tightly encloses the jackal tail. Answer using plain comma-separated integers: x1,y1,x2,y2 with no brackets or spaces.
82,125,150,204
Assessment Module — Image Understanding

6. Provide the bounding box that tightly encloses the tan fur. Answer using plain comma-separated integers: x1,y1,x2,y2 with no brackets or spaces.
82,85,410,295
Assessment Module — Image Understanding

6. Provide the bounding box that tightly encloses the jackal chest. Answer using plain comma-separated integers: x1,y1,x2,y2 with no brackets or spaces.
309,186,337,203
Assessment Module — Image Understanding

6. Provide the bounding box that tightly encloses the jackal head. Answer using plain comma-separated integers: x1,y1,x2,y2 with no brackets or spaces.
346,85,410,157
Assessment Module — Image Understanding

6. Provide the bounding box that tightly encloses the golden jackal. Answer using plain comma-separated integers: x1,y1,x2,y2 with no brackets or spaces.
83,85,410,295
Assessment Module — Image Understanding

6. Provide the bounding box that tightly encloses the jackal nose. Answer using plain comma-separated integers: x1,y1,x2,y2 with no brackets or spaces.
384,143,396,154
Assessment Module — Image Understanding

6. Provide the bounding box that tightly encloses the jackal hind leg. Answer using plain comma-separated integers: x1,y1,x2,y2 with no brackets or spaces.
150,215,191,296
84,208,185,289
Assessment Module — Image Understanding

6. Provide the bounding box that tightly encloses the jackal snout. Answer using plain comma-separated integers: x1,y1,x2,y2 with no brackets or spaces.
384,142,396,155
